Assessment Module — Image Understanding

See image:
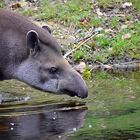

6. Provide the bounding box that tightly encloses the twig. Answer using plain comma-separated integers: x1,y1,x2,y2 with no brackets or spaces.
64,32,98,58
68,22,75,35
95,60,104,65
74,28,95,43
74,35,93,44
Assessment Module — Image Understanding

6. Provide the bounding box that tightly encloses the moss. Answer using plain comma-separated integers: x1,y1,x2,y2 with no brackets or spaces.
82,68,91,80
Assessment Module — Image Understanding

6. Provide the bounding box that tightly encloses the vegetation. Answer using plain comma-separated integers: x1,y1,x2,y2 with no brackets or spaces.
1,2,140,139
0,1,5,8
1,0,140,78
20,0,140,66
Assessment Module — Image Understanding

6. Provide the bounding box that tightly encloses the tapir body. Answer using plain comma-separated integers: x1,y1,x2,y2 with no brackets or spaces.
0,9,88,98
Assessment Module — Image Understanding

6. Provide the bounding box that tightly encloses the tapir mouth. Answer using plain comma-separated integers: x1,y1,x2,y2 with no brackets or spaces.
62,89,77,97
61,89,87,98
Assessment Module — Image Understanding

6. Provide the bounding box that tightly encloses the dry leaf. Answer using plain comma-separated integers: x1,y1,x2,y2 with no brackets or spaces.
105,29,114,33
96,8,103,16
108,48,113,51
116,14,125,17
68,23,75,35
11,3,21,9
79,17,90,25
122,2,132,8
104,65,112,69
95,47,101,52
122,33,131,39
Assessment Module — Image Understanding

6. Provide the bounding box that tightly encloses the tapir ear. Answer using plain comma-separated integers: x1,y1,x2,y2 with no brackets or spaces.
42,25,52,34
26,30,40,56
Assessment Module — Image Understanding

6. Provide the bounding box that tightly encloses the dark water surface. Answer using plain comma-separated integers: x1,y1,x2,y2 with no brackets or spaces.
1,72,140,140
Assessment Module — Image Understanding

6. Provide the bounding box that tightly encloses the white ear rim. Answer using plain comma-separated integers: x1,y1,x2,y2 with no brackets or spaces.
26,30,39,37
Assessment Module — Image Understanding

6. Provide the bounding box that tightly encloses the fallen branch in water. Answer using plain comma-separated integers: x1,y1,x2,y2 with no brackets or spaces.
90,60,140,72
64,32,98,58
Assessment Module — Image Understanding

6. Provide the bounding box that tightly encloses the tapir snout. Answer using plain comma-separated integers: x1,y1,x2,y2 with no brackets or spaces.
59,70,88,98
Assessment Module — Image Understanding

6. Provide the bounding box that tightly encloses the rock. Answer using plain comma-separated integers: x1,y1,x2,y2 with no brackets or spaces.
74,62,86,73
94,27,103,32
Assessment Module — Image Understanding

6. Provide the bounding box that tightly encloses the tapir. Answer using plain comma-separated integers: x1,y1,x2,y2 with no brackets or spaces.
0,9,88,98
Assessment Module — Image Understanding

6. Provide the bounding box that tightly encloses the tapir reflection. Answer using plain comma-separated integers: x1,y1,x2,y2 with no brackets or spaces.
0,107,87,140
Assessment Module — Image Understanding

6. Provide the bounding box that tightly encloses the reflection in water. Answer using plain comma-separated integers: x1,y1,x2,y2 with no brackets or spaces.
2,72,140,139
0,92,30,104
0,103,87,140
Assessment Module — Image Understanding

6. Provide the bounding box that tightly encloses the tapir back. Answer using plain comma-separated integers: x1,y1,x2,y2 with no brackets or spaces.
0,9,57,42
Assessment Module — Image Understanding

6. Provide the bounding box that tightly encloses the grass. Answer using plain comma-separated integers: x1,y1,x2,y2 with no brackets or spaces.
71,20,140,63
110,23,140,56
130,0,140,11
109,16,120,29
68,71,140,140
90,20,140,62
98,0,123,7
23,0,92,27
98,0,140,10
0,1,5,8
2,0,140,64
73,46,92,62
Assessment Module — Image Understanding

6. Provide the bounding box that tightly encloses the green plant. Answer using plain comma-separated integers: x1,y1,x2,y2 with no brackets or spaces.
104,21,140,57
131,0,140,12
94,51,108,63
98,0,123,7
82,68,91,79
109,16,120,29
72,47,91,62
73,50,85,61
21,9,35,16
95,36,111,48
37,1,57,20
0,1,5,8
91,16,103,27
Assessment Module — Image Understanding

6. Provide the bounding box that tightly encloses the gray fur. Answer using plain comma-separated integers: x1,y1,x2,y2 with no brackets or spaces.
0,9,88,98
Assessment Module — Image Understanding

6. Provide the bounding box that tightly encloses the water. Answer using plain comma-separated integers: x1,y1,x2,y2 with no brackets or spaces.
0,72,140,140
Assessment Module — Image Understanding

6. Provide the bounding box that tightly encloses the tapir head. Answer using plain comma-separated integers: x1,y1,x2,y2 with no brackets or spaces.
16,27,88,98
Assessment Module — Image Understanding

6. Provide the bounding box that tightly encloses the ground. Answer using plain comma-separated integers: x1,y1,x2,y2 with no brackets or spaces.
1,0,140,78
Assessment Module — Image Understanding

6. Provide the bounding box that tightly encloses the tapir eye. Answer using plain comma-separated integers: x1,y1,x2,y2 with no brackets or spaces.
49,67,58,74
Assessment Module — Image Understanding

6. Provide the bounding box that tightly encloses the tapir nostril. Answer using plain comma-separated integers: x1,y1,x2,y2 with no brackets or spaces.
77,89,88,99
80,92,88,98
62,88,88,98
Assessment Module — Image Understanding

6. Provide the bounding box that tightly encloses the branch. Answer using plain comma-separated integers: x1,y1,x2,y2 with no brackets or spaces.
64,32,98,58
90,61,140,72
